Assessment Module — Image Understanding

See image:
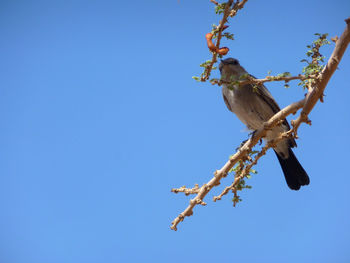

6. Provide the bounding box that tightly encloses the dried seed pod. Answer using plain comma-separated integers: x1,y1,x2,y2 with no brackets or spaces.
205,25,230,55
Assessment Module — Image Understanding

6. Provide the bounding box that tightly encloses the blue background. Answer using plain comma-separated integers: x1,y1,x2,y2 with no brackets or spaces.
1,0,350,262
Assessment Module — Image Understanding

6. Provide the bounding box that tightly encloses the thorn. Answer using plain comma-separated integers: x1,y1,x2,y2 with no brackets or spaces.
331,36,338,43
214,181,221,186
222,25,229,31
213,197,218,202
319,93,325,103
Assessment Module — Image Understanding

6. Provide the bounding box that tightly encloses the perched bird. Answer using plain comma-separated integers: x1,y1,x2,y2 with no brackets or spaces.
219,57,309,190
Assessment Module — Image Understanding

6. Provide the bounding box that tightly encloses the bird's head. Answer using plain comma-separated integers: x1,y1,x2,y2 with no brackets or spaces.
219,58,247,80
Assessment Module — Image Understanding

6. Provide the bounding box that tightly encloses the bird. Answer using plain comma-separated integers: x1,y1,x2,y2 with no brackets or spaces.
219,57,309,190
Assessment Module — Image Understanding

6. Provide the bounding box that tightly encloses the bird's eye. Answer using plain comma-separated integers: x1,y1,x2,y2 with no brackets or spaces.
233,60,238,65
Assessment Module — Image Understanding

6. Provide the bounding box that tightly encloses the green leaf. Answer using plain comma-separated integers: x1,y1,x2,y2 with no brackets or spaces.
222,32,234,40
215,3,226,14
199,60,213,68
239,73,249,80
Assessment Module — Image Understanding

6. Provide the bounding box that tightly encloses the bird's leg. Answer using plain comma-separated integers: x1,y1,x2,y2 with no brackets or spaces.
249,130,263,145
248,130,256,137
236,139,248,151
236,131,256,151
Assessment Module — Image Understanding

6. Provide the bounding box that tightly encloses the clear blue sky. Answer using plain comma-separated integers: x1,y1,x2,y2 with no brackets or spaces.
1,1,350,262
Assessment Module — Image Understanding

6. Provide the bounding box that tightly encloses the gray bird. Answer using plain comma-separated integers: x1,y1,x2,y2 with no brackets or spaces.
219,57,309,190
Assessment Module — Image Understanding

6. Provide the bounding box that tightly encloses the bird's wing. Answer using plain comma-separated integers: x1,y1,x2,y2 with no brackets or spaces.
222,93,233,112
256,85,281,113
248,75,296,147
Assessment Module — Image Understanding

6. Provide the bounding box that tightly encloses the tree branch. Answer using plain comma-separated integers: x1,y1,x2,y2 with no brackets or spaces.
213,128,293,202
171,18,350,231
292,18,350,135
170,99,305,231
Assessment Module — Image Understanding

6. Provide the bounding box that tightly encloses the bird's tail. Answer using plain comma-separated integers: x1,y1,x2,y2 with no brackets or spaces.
274,148,310,190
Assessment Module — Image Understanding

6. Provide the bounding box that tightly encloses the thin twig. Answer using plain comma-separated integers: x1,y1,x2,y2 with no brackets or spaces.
229,0,248,17
171,184,200,195
201,0,248,81
210,74,313,86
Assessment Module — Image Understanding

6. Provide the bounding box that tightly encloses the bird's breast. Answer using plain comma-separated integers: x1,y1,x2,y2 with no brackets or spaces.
222,85,268,130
